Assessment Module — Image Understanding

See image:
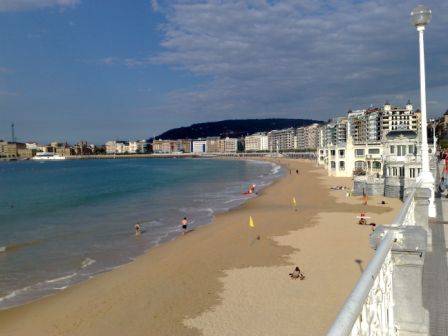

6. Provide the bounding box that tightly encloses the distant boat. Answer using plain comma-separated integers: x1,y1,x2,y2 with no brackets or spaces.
32,152,66,161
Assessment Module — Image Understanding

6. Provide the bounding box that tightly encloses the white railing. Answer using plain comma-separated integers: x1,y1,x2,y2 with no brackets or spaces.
327,182,422,335
327,232,395,336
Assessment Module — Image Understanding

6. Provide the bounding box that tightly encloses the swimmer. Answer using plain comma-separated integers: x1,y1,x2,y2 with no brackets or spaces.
181,217,188,234
134,223,141,236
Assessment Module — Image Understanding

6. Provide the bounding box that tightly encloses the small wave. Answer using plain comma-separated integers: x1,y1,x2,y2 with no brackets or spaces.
270,164,282,175
223,197,246,204
179,207,214,215
80,257,96,269
45,273,77,284
0,239,42,254
0,285,33,303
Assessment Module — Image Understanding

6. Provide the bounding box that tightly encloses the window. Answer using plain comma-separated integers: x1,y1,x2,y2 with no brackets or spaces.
399,167,405,177
330,150,336,156
368,148,380,154
339,149,345,157
390,145,395,154
397,145,406,156
410,168,416,178
372,161,381,170
355,161,365,169
392,167,398,176
339,161,345,170
355,149,365,157
331,161,336,169
408,145,414,154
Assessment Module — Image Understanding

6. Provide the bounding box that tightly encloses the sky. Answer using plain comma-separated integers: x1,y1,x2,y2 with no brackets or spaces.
0,0,447,144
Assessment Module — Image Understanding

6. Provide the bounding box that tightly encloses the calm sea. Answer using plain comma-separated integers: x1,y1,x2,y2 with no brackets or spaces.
0,158,283,309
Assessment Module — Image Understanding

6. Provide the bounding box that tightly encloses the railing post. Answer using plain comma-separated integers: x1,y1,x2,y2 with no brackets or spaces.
372,226,429,335
413,187,432,250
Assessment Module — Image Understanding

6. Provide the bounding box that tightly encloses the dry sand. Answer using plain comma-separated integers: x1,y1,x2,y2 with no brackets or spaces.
0,159,402,336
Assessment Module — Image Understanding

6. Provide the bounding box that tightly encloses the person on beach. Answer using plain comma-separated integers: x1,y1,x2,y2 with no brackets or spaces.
296,169,299,175
134,223,141,236
249,184,256,194
181,217,188,234
289,266,305,280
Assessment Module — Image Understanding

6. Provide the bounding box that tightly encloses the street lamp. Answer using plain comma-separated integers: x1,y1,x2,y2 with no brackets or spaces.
411,5,436,217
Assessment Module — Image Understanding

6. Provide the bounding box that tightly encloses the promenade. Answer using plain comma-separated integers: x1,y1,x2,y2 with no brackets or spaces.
424,163,448,335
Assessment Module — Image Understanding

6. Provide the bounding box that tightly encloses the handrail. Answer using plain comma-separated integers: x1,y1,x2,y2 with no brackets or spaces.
393,188,416,225
326,231,395,335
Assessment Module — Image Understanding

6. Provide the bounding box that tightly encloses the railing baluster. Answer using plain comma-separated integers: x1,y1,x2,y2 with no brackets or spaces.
327,181,429,335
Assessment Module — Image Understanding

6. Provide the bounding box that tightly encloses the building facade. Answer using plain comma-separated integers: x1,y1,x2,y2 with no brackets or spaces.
244,133,269,152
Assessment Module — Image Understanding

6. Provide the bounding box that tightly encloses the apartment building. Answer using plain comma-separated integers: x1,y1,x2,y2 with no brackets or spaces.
0,141,29,158
297,125,320,150
105,140,129,154
244,133,269,151
206,137,220,153
223,137,238,152
381,101,420,133
318,101,422,191
268,128,296,151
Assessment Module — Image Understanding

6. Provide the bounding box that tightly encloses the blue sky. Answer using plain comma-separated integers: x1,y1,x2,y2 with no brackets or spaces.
0,0,448,144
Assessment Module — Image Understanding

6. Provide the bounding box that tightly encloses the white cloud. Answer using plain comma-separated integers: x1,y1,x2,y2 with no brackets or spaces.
97,57,120,66
151,0,159,12
0,67,13,73
0,90,18,97
0,0,79,12
145,0,448,121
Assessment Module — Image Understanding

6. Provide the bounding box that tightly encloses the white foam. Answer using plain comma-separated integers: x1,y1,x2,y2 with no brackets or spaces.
0,285,32,303
80,257,96,269
45,273,77,284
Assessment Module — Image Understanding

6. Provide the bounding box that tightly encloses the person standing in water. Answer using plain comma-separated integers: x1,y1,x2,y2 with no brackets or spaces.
181,217,188,234
134,223,141,236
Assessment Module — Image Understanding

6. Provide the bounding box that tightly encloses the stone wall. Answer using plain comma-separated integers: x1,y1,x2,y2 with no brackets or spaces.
353,177,385,196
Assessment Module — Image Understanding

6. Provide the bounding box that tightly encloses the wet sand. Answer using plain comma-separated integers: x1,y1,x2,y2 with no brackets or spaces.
0,159,402,336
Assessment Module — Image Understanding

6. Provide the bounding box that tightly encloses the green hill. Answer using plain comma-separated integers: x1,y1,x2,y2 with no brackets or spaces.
156,118,322,140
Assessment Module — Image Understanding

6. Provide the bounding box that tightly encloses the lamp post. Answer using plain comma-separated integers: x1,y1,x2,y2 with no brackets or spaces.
411,5,436,217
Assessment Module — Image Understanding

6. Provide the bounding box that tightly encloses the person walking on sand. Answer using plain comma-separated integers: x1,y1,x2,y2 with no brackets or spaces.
181,217,188,234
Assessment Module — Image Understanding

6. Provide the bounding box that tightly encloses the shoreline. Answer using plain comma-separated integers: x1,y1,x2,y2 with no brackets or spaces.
0,158,402,335
0,157,282,310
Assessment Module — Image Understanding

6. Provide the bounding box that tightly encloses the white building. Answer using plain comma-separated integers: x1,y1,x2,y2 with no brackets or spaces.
381,101,420,133
128,140,148,154
192,140,207,153
105,140,129,154
245,133,269,151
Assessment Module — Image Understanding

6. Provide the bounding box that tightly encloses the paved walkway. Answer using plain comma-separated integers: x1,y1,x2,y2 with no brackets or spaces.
423,163,448,335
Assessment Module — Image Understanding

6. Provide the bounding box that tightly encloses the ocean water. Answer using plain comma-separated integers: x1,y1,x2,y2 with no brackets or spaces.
0,158,283,309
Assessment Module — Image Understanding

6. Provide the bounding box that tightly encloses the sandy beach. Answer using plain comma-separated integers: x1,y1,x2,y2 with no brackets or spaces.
0,158,402,336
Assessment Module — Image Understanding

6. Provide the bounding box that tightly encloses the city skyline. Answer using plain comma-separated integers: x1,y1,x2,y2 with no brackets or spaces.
1,0,448,144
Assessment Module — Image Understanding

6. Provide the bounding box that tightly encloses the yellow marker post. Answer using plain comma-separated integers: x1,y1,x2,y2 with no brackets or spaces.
249,216,255,228
293,197,297,211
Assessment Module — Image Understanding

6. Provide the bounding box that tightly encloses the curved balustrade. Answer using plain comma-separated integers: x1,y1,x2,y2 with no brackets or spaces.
327,181,429,335
327,232,395,336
